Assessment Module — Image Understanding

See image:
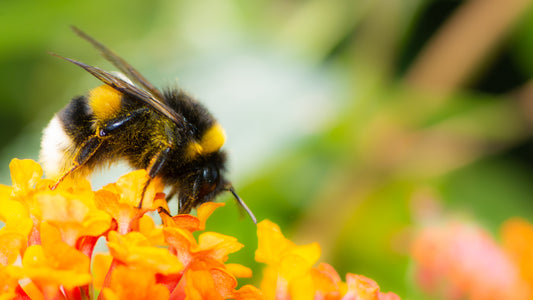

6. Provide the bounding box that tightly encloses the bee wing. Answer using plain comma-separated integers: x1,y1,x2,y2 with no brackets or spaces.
70,26,166,102
52,54,185,126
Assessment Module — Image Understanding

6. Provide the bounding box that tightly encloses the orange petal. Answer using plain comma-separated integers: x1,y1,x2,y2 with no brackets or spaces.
40,223,91,274
0,265,20,300
9,245,92,290
0,232,26,266
311,263,342,296
95,189,137,234
104,265,170,299
184,269,224,300
107,231,182,275
37,191,111,246
196,202,225,231
210,267,238,299
163,227,197,264
113,170,164,209
92,253,113,290
20,281,44,300
138,214,165,246
344,274,380,300
193,232,244,261
502,217,533,285
234,285,264,300
169,202,225,232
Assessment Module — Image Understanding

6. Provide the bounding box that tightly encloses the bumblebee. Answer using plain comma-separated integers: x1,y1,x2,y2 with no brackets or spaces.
40,27,256,223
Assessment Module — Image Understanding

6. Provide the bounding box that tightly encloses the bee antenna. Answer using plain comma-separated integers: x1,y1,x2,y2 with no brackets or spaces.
227,186,257,225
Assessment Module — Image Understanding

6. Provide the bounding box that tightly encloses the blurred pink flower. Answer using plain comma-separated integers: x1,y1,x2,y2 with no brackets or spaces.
411,221,530,300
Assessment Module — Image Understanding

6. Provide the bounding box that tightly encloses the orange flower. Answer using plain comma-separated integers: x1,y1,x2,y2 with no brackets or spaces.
178,268,237,300
344,274,401,300
310,263,342,298
0,159,401,300
0,265,21,300
160,201,224,232
161,202,250,299
36,186,111,248
234,284,264,300
92,253,113,290
6,223,92,299
101,265,170,300
95,170,164,234
501,218,533,290
107,230,182,275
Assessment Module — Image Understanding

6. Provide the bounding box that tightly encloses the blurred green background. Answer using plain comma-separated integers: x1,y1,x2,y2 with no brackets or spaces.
3,0,533,298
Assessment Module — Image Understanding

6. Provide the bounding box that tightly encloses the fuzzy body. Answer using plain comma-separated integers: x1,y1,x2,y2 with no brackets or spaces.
40,85,228,211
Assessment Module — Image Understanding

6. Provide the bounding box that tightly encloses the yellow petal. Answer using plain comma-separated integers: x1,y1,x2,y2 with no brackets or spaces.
0,198,32,238
226,263,252,278
255,220,295,265
0,232,26,265
138,214,165,246
10,159,42,196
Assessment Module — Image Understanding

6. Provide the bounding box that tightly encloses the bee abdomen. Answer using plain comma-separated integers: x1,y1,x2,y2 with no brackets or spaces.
39,115,75,179
40,95,94,179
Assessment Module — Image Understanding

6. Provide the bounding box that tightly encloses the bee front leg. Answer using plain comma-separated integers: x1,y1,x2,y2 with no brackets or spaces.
51,135,102,189
137,147,172,209
51,108,150,190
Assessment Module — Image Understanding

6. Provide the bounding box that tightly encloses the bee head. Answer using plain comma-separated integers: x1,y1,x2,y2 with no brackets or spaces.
178,151,256,223
195,158,226,202
177,151,227,211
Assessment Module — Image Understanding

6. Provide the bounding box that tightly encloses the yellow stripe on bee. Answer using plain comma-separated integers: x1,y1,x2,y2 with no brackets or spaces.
88,85,122,119
186,123,226,157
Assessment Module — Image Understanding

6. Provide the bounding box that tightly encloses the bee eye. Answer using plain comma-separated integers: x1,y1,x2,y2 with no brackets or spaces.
201,167,218,184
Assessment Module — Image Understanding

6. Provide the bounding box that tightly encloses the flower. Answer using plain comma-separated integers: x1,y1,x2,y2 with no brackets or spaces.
6,223,92,299
0,159,400,299
253,220,400,300
501,218,533,291
411,221,531,300
95,169,164,234
101,265,170,300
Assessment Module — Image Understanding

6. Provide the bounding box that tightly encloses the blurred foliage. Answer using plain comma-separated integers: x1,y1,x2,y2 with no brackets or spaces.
3,0,533,298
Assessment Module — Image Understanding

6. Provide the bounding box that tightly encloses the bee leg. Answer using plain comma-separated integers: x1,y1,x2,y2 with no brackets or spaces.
137,147,172,209
178,197,194,214
157,206,172,217
52,108,150,190
51,136,102,190
177,180,199,214
98,108,150,136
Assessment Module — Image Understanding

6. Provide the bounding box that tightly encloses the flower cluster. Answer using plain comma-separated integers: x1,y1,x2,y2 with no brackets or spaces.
0,159,399,300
